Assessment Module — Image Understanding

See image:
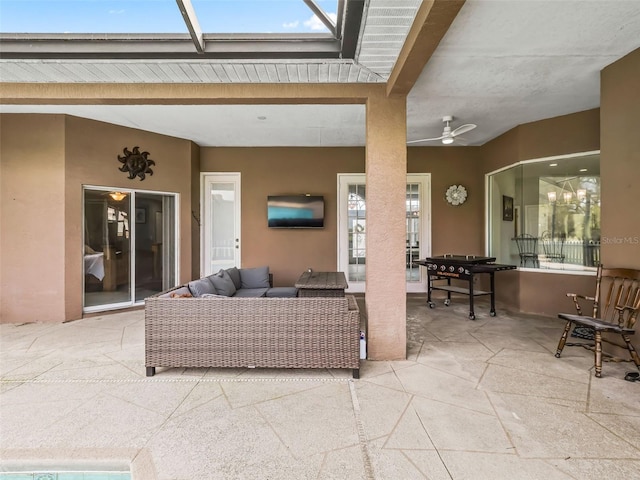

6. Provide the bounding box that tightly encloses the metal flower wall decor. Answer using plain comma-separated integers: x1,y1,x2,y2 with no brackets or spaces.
117,146,155,180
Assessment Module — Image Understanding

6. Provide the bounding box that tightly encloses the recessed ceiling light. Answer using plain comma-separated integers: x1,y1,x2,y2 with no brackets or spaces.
257,116,267,120
549,163,558,167
579,168,588,172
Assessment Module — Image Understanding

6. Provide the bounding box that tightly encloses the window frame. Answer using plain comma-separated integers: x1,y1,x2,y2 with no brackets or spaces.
485,150,600,276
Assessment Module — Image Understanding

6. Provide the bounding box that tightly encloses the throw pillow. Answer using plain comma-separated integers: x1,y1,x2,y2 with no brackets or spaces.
210,269,237,297
225,266,242,290
170,292,193,298
187,277,216,297
239,266,270,289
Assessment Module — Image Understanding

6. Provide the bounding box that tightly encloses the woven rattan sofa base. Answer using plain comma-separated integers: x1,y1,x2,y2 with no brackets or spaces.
145,292,361,378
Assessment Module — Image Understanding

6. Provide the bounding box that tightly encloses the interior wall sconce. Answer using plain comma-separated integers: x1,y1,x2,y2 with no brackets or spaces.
117,146,155,181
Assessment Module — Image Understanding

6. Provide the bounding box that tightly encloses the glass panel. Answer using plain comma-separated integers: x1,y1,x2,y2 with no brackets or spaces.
83,189,131,307
488,153,600,271
193,0,338,33
0,1,187,34
1,0,339,34
406,183,420,282
134,193,176,302
209,182,237,272
347,184,366,283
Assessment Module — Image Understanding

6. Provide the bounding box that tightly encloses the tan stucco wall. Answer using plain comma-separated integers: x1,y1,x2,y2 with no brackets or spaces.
601,47,640,269
478,109,602,316
481,90,636,318
0,114,195,323
200,147,364,287
408,146,484,255
482,109,600,172
1,114,67,322
517,109,600,162
1,43,637,325
200,145,485,288
63,116,195,319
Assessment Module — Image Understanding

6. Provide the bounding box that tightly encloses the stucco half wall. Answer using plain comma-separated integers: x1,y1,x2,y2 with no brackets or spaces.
0,114,196,323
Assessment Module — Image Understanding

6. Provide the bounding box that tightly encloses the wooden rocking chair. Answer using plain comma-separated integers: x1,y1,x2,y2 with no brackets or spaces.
555,265,640,377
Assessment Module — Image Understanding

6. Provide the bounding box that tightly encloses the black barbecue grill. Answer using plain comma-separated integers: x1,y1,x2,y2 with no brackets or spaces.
415,254,517,320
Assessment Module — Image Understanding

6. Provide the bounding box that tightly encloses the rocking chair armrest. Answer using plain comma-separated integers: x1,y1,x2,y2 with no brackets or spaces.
566,293,595,302
566,293,595,316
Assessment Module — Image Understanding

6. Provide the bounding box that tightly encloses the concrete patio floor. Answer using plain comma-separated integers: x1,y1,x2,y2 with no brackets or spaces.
1,294,639,479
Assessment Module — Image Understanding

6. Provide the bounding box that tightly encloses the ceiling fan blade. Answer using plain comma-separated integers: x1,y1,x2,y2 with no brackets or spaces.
451,123,477,137
407,135,445,144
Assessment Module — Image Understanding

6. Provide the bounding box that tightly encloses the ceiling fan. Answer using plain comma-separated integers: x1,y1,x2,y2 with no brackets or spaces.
408,116,477,145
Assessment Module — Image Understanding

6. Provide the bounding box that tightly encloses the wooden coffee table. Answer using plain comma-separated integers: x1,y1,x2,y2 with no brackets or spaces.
295,271,348,297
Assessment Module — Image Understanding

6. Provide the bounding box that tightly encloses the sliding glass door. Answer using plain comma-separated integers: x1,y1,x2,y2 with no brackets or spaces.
83,187,177,312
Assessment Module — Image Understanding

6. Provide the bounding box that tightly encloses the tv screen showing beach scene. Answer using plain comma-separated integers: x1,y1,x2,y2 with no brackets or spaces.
267,195,325,228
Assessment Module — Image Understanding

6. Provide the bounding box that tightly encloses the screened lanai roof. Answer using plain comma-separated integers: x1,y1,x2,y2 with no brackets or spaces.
0,0,351,58
1,0,341,35
0,0,420,78
2,1,639,148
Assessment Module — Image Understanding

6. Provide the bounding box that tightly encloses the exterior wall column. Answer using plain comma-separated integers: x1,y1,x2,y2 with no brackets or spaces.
0,114,67,323
601,47,640,269
365,93,407,360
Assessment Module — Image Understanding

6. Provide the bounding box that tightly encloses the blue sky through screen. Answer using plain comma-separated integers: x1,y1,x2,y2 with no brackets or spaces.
0,0,337,34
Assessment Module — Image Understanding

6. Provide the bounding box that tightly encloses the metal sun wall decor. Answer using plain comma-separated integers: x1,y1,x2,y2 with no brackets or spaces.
117,146,155,180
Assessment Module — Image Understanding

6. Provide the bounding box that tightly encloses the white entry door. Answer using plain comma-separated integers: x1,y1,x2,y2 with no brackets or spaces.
202,173,241,276
337,173,431,293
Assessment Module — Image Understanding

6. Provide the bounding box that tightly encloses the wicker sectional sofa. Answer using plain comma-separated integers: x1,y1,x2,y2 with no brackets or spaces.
145,284,361,378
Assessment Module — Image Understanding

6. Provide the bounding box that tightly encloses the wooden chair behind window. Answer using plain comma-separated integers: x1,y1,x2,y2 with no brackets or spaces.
555,265,640,377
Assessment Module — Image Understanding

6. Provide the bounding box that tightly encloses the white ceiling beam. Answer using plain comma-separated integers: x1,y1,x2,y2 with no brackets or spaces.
175,0,205,53
302,0,337,37
0,34,341,59
335,0,345,40
386,0,466,96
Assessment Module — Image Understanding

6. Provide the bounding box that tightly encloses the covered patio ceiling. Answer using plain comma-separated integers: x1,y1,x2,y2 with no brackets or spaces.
1,0,639,147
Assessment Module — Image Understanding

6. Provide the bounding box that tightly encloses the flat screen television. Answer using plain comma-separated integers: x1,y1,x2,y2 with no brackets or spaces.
267,195,325,228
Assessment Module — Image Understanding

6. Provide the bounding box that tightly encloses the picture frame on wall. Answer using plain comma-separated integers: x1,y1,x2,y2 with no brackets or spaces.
503,195,514,221
135,207,146,224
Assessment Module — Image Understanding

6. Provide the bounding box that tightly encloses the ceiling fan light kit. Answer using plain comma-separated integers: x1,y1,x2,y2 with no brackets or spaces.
408,115,477,146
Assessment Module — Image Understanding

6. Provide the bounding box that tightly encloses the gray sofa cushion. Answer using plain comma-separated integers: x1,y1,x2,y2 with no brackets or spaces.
240,266,270,289
210,270,237,297
265,287,298,298
233,288,268,298
187,277,216,297
225,267,242,290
